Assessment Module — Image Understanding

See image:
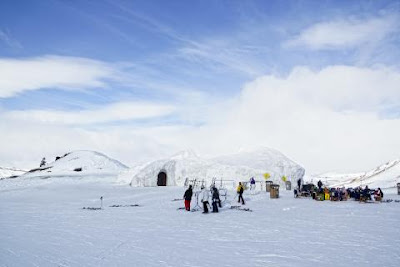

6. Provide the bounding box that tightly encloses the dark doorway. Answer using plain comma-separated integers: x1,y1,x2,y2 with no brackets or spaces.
157,171,167,186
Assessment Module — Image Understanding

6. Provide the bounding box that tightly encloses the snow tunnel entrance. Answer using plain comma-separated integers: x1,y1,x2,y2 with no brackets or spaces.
157,171,167,186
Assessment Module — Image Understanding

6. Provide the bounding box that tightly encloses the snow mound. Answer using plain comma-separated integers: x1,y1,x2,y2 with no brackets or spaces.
212,147,305,182
0,167,26,179
313,159,400,189
170,149,199,160
123,148,305,187
21,150,128,179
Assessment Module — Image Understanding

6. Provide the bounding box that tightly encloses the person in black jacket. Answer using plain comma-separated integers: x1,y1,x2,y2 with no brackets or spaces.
183,185,193,211
317,180,323,190
212,187,221,212
361,185,371,201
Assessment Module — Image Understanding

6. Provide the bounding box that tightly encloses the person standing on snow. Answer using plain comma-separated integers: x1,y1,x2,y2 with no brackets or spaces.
297,178,302,191
183,185,193,211
201,186,210,213
213,186,222,207
237,182,245,205
212,187,220,212
317,180,323,192
250,177,256,194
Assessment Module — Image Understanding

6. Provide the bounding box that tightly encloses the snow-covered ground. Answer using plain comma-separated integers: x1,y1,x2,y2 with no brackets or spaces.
1,177,399,267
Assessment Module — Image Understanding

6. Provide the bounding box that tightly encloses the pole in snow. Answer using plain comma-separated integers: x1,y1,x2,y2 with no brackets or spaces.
100,196,103,209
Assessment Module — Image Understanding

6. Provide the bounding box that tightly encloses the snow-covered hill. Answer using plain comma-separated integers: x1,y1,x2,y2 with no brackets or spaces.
310,159,400,190
120,148,305,187
20,150,128,180
0,167,26,179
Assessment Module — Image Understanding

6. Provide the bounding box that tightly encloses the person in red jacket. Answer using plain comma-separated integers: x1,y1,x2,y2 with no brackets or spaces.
183,185,193,211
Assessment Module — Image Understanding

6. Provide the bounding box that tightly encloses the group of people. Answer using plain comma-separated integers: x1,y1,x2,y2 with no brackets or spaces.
183,182,246,214
347,186,384,202
183,185,222,213
298,180,384,202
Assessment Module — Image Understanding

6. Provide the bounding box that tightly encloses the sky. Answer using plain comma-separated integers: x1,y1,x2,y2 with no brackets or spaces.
0,0,399,173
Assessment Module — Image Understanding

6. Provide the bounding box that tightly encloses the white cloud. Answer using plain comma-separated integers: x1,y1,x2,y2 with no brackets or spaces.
187,65,400,173
274,65,400,112
0,118,185,169
286,15,399,50
2,101,175,125
0,55,115,98
0,65,399,174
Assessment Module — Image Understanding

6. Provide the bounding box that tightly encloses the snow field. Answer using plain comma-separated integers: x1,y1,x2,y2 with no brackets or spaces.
1,179,400,267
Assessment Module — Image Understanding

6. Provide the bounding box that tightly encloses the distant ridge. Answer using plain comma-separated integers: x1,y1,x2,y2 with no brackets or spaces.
0,167,27,179
312,159,400,189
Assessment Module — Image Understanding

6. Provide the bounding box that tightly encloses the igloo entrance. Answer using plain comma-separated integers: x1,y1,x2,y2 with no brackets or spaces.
157,171,167,186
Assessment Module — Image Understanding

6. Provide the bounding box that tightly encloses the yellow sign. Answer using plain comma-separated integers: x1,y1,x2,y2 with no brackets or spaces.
263,173,271,180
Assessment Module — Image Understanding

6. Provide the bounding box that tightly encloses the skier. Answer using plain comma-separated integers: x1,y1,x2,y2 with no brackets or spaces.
201,186,210,213
212,187,220,212
40,157,46,167
237,182,245,205
183,185,193,211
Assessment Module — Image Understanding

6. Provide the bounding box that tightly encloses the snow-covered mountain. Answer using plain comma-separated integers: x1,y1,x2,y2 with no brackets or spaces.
310,159,400,189
0,167,26,179
20,150,128,179
120,147,305,187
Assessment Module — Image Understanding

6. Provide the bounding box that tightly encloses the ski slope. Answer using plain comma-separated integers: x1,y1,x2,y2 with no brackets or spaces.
310,159,400,189
1,177,399,267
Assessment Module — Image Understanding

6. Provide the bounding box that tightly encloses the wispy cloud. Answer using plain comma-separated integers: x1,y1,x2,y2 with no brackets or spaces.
0,54,211,120
0,55,116,98
0,29,22,49
2,101,175,125
285,14,399,50
107,0,194,45
106,1,267,77
177,40,266,77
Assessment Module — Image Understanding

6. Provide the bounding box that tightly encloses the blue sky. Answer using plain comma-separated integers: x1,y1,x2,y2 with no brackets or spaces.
0,0,399,172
